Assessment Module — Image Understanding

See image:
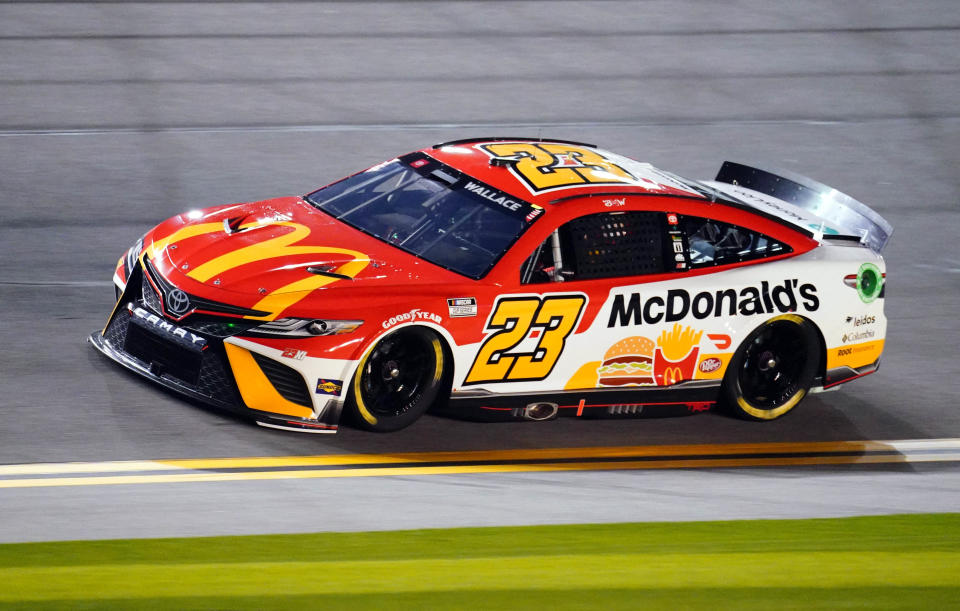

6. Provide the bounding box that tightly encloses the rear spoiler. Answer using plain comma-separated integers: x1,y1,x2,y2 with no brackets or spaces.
714,162,893,253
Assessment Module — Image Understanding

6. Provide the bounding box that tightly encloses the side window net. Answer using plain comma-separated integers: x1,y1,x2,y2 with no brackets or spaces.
522,212,667,283
567,212,664,279
681,216,790,267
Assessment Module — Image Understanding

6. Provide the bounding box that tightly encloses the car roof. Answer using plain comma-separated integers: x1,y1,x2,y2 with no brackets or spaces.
422,138,818,241
423,138,708,208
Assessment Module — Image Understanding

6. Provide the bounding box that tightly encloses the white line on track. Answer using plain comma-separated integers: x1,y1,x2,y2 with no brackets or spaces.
2,115,959,138
2,438,959,482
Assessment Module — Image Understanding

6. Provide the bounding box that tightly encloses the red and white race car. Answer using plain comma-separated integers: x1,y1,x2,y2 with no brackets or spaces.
90,138,891,433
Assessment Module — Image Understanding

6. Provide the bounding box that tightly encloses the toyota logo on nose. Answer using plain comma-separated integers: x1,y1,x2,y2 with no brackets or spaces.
166,288,191,316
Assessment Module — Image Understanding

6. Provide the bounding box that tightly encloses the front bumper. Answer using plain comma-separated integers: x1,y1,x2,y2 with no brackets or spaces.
89,303,344,433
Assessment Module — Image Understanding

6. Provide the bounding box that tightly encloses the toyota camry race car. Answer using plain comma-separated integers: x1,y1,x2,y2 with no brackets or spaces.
90,138,892,433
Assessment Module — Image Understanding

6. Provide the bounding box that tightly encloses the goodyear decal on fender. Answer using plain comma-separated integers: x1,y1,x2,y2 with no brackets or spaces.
382,309,442,329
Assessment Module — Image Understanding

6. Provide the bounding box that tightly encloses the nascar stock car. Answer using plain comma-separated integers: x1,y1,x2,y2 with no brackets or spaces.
89,138,892,433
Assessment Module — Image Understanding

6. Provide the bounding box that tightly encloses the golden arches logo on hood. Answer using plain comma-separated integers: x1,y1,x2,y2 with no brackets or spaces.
146,220,369,321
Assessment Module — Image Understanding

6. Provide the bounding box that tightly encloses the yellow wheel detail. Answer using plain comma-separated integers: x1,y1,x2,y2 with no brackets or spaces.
736,388,806,420
431,338,444,384
723,315,818,421
352,346,379,427
347,327,447,432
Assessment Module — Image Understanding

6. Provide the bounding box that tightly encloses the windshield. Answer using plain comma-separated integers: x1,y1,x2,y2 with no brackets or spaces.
305,154,541,279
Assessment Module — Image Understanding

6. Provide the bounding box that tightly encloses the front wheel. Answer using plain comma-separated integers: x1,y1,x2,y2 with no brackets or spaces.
347,327,446,432
723,314,819,421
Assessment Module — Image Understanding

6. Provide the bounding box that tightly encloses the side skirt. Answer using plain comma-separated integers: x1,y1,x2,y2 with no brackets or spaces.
440,381,721,422
822,359,881,390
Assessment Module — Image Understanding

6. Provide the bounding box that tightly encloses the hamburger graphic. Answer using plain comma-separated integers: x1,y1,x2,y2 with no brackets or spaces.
596,336,656,386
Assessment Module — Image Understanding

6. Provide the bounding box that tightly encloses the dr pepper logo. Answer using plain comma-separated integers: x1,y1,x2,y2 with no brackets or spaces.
699,358,722,374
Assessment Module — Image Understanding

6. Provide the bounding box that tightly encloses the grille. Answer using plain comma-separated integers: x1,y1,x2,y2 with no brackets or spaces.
125,321,202,384
103,310,129,348
251,352,313,407
141,273,163,315
195,345,242,404
141,257,269,318
102,313,241,405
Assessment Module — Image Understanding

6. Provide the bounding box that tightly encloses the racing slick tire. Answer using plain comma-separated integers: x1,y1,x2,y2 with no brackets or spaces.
722,314,819,421
347,326,447,432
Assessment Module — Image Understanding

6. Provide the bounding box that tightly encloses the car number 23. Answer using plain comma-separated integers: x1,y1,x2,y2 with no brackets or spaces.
464,294,586,385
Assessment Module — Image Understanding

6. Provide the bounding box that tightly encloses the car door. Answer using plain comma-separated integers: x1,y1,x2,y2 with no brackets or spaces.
461,209,675,394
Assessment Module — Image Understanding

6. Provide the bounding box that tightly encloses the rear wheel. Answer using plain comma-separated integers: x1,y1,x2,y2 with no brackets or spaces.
723,314,818,421
347,327,446,432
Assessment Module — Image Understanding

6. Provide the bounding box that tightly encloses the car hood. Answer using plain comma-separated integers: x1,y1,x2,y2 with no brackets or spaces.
142,197,464,318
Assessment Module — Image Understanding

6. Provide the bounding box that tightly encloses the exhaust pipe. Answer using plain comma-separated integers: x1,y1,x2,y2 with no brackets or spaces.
523,402,558,421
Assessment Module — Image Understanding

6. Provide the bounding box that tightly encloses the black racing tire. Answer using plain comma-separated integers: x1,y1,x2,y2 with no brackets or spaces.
722,314,819,421
347,326,446,432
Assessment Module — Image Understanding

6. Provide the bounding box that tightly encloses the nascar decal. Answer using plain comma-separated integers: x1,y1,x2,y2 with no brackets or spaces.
149,221,369,321
464,294,587,385
447,297,477,318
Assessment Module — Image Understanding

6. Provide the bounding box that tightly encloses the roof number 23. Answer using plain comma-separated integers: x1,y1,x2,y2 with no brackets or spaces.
478,142,636,193
464,294,586,385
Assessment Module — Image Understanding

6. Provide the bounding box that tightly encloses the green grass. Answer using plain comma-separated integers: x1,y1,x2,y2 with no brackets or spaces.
0,514,957,609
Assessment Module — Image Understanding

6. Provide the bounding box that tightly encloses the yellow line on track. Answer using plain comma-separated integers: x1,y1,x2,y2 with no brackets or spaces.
0,439,958,489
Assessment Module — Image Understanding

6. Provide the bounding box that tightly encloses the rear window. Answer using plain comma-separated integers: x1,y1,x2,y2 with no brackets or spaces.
681,215,790,267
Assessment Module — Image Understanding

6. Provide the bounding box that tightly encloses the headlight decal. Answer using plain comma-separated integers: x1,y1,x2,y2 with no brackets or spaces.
247,318,363,338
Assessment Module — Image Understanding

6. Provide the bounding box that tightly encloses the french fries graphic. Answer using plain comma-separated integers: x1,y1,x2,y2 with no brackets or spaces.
654,324,703,385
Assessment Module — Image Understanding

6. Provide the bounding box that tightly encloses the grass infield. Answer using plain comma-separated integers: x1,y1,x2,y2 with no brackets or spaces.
0,513,957,609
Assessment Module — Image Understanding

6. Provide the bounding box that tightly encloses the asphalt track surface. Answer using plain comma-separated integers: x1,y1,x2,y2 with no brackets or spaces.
1,1,958,542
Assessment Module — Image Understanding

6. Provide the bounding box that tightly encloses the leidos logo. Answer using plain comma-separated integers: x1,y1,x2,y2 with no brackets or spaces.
607,279,819,327
845,315,876,326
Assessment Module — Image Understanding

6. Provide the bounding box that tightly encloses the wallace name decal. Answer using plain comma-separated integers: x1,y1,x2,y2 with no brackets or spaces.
462,181,523,212
607,279,819,327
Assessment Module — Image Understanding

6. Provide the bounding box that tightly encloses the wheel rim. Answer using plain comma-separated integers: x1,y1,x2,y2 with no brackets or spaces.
358,330,436,418
738,321,807,410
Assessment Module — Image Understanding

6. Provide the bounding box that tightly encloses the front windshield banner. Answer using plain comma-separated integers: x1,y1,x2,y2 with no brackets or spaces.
305,153,542,279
